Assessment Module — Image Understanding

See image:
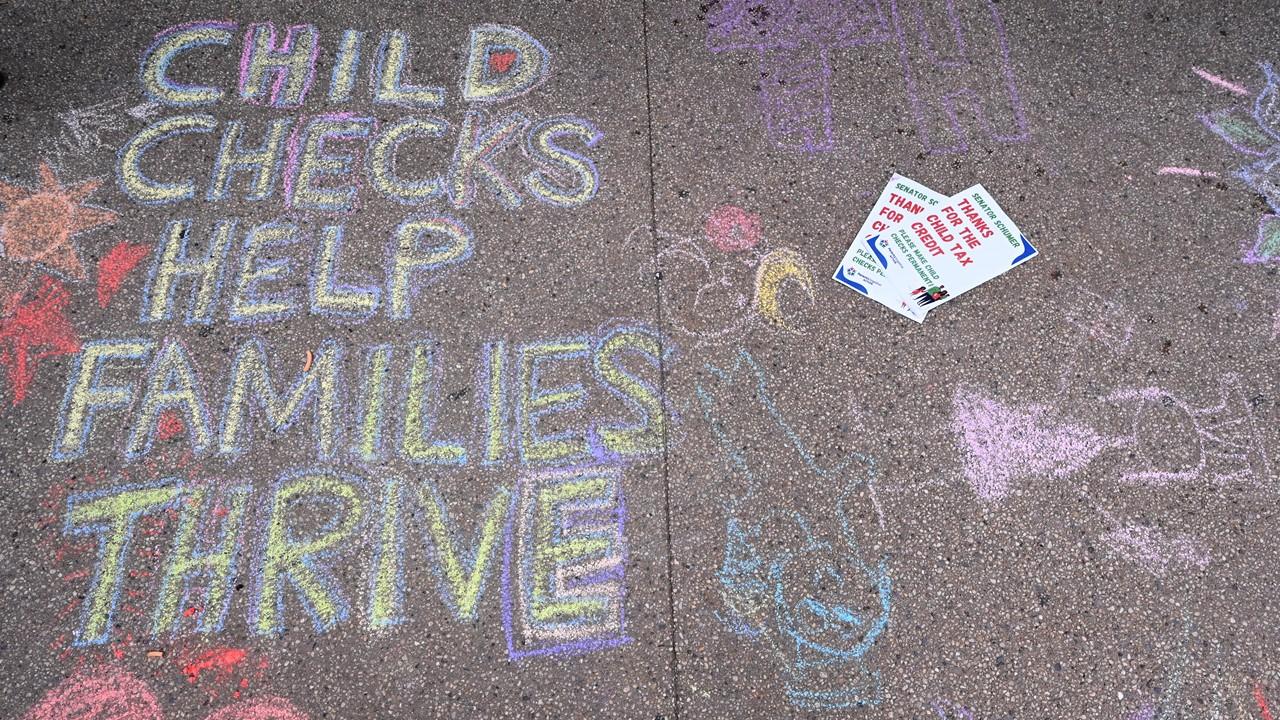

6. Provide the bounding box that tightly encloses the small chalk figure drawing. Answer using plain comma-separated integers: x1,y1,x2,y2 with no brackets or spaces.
697,348,890,710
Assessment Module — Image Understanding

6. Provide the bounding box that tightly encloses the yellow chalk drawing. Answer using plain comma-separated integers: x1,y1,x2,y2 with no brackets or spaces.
207,119,291,201
219,338,340,459
66,482,182,645
127,338,211,457
54,339,152,461
369,117,447,204
141,219,235,324
373,31,445,108
592,327,665,458
388,216,472,319
518,340,590,465
229,222,301,322
256,470,365,635
754,247,815,332
416,480,511,621
118,114,217,203
401,342,466,464
152,485,249,635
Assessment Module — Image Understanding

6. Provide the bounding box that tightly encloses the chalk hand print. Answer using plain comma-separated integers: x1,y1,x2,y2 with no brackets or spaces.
1197,62,1280,264
20,664,310,720
951,375,1270,575
697,348,890,711
654,205,815,347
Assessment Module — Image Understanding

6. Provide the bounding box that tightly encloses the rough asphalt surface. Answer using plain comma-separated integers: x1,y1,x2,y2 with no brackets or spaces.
0,0,1278,718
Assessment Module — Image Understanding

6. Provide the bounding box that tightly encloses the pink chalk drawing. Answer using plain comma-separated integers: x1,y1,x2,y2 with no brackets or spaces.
1101,525,1211,578
19,665,308,720
951,371,1271,578
1104,375,1271,488
950,384,1106,502
653,205,815,346
704,205,761,252
21,664,159,720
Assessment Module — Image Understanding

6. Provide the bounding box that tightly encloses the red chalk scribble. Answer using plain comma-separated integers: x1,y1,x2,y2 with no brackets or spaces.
97,241,151,308
950,384,1106,502
488,50,517,74
20,664,159,720
156,410,185,441
1256,681,1275,720
0,276,81,404
204,697,309,720
704,205,761,252
182,647,248,685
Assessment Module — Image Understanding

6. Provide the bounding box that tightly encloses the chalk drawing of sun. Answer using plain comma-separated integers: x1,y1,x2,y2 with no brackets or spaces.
0,161,117,281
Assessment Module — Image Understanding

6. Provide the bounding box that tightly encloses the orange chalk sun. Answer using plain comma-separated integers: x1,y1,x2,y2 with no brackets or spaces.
0,162,117,281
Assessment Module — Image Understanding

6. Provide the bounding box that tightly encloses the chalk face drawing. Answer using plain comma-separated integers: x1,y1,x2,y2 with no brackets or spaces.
1192,62,1280,263
705,0,1029,154
655,205,815,346
697,348,890,710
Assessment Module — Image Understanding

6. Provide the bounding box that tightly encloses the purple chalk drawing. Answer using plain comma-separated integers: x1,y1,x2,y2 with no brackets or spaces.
950,384,1105,502
1101,525,1211,578
1243,213,1280,265
705,0,1029,154
931,699,976,719
501,466,630,659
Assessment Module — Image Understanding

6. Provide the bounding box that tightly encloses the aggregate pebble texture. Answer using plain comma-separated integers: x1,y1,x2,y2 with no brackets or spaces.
0,0,1278,719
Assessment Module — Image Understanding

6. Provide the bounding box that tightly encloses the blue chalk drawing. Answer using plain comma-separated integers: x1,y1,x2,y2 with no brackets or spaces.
695,348,891,711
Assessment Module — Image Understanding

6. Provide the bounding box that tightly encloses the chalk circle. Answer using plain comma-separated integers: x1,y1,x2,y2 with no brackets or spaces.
754,248,815,333
704,205,761,253
21,664,160,720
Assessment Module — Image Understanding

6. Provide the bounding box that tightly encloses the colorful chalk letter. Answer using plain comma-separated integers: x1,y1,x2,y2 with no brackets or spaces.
448,110,529,209
139,218,235,324
591,326,666,459
53,339,153,461
517,340,591,465
139,21,237,106
118,115,217,204
126,338,212,459
387,215,473,319
504,467,628,658
229,221,302,323
287,114,374,213
524,117,602,208
310,225,381,319
415,479,510,620
460,24,551,103
255,468,365,635
372,31,445,108
219,337,341,460
400,341,466,464
238,23,319,108
152,485,249,635
368,116,448,204
208,119,291,201
65,481,183,644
